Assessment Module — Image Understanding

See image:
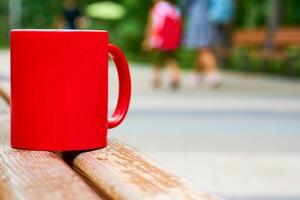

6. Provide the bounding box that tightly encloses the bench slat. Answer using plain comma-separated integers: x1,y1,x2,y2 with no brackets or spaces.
0,87,10,105
73,139,221,200
0,133,103,200
233,27,300,47
233,29,266,45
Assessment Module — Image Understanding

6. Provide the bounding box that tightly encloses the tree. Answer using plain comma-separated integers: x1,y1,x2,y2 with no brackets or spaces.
264,0,281,51
9,0,22,29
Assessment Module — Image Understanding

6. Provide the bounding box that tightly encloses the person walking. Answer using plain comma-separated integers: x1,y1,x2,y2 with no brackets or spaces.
183,0,221,88
143,0,182,89
53,0,86,29
210,0,235,67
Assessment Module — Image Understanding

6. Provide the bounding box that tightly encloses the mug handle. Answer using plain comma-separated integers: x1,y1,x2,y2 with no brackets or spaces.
107,44,131,129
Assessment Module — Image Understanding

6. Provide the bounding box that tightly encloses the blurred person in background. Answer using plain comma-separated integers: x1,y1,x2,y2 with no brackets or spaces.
55,0,85,29
210,0,235,66
183,0,221,88
142,0,182,89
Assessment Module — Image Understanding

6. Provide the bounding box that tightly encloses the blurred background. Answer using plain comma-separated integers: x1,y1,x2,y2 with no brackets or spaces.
1,0,300,74
1,0,300,200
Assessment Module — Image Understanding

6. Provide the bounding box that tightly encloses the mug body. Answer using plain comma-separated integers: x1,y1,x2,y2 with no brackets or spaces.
11,29,109,151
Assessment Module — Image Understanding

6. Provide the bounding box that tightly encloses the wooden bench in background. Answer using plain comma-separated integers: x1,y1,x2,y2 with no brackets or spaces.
0,95,222,200
232,27,300,75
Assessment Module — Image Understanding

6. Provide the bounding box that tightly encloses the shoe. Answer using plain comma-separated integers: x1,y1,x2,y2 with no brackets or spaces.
204,72,222,88
153,79,162,89
170,80,180,90
187,74,201,88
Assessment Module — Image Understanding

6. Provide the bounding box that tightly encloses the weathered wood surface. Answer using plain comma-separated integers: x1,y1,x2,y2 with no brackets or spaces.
0,87,10,105
73,139,221,200
0,132,103,200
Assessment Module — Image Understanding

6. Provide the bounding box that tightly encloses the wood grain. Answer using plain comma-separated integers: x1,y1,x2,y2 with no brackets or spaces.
0,87,10,105
73,139,222,200
0,132,103,200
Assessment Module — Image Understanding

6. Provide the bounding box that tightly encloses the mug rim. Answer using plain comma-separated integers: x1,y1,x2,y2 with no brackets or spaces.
11,29,107,33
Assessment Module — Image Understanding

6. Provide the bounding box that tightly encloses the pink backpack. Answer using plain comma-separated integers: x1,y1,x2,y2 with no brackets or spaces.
151,2,182,51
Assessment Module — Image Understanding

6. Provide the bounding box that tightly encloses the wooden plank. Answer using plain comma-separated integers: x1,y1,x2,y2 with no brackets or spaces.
73,139,222,200
0,87,10,105
233,29,266,46
0,132,103,200
233,27,300,47
274,28,300,46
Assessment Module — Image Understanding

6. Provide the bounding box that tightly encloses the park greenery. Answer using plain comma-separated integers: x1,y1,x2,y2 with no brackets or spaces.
1,0,300,77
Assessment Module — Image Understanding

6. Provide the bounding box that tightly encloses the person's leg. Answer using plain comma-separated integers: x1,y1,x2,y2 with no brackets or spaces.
187,50,203,88
152,50,163,88
166,57,180,89
195,54,205,76
153,64,162,88
198,48,222,87
198,48,218,73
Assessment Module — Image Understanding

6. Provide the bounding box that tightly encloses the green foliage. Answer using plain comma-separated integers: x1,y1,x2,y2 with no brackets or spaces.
0,0,9,47
22,0,61,28
177,48,197,70
234,0,268,28
282,0,300,25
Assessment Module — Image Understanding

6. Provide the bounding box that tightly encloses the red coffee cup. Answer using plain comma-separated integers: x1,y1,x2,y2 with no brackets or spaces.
10,29,131,151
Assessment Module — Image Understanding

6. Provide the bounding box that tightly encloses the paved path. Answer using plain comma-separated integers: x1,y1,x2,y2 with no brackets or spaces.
1,49,300,199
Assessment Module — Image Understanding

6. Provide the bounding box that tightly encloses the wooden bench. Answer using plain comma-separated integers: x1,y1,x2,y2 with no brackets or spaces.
0,96,222,200
0,87,10,105
232,27,300,75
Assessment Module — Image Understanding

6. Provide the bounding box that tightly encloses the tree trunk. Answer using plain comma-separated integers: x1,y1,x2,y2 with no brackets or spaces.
9,0,22,29
263,0,281,51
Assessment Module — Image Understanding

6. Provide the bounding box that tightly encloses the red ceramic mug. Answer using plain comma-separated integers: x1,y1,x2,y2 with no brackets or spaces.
11,29,131,151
